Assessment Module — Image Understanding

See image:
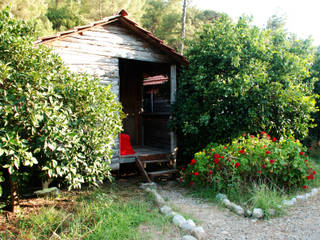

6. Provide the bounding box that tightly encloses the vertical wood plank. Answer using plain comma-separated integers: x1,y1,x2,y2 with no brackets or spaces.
170,65,177,156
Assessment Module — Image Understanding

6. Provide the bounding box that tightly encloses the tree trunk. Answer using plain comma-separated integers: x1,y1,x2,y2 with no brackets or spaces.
180,0,187,54
98,0,103,20
9,172,19,213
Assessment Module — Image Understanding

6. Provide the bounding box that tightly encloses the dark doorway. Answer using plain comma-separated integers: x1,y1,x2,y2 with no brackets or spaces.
119,59,171,150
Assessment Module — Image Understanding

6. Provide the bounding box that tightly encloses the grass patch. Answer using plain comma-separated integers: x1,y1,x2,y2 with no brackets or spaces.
246,184,285,218
188,156,320,219
1,181,179,240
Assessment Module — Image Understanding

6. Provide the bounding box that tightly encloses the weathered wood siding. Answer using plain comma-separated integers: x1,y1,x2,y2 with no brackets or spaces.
45,22,173,168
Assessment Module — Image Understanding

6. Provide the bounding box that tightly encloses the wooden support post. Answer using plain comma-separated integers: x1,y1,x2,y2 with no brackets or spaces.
135,157,152,183
170,65,177,169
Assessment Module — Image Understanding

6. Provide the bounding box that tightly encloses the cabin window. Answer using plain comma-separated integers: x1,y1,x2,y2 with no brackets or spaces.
143,75,170,114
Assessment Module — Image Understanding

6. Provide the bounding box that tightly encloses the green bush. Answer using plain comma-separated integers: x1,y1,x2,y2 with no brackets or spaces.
180,132,316,192
0,8,123,206
171,15,317,160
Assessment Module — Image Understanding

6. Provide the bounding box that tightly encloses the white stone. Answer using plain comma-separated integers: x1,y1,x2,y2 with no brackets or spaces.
296,195,307,200
283,199,295,206
269,209,276,216
232,204,244,215
140,182,157,190
34,187,60,197
216,193,227,201
145,188,165,207
152,191,166,206
182,235,197,240
173,215,186,227
228,202,237,210
252,208,264,219
222,198,231,207
191,226,207,240
245,209,252,217
160,205,172,215
290,198,297,203
166,211,178,218
305,193,312,199
311,188,319,195
221,230,229,235
180,219,196,232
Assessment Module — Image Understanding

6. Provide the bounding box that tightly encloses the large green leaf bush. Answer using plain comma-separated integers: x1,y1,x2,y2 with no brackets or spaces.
0,8,123,202
171,15,317,160
180,132,316,192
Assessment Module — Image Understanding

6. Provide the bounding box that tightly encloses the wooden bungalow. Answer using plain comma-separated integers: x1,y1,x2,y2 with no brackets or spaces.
36,10,188,181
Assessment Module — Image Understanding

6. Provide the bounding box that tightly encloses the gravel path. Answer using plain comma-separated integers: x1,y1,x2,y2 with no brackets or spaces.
159,184,320,240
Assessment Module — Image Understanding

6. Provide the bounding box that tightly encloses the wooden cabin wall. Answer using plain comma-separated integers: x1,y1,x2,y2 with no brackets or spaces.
44,22,174,169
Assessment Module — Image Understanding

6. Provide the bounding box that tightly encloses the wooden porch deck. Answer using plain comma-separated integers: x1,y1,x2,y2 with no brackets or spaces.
119,145,171,164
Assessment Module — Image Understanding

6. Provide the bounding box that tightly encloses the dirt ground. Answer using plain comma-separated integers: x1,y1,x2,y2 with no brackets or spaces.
159,182,320,240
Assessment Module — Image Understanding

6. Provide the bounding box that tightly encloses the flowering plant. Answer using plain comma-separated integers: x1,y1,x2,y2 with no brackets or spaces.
180,132,316,191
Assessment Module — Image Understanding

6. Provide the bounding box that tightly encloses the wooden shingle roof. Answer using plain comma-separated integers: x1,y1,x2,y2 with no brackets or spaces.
36,10,188,65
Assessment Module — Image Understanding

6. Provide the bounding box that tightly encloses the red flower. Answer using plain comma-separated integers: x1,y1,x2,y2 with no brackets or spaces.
310,174,314,180
266,150,271,154
305,154,308,158
313,171,316,175
300,151,304,156
258,170,262,175
209,170,213,175
220,156,224,159
240,149,245,154
214,154,220,159
307,175,311,180
189,181,194,186
224,146,227,149
303,185,308,189
260,131,266,135
250,135,255,138
304,160,307,163
309,147,312,151
214,158,220,164
182,168,185,171
270,159,275,164
179,177,183,182
262,164,266,169
272,137,277,142
190,159,196,165
194,172,199,176
266,135,271,139
235,162,240,168
264,145,266,148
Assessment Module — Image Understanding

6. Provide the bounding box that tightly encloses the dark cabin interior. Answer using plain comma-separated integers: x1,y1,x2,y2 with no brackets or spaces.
119,58,171,152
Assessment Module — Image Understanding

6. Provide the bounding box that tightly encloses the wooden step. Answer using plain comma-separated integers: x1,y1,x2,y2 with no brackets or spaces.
136,157,152,183
138,154,168,161
143,159,170,164
148,169,179,177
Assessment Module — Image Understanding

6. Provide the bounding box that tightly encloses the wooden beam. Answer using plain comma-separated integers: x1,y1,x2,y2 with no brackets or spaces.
170,65,177,156
135,157,152,182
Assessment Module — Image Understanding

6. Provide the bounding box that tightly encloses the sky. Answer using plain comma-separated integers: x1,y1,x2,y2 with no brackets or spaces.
193,0,320,46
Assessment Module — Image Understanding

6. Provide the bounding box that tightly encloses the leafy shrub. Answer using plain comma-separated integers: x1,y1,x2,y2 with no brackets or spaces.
180,132,316,192
0,8,123,208
171,15,317,160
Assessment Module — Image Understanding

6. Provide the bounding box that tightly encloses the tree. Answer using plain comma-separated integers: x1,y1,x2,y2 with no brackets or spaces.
142,0,181,50
266,14,286,31
46,2,84,31
0,9,123,212
79,0,147,23
180,0,187,53
308,51,320,143
171,15,317,160
0,0,54,36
